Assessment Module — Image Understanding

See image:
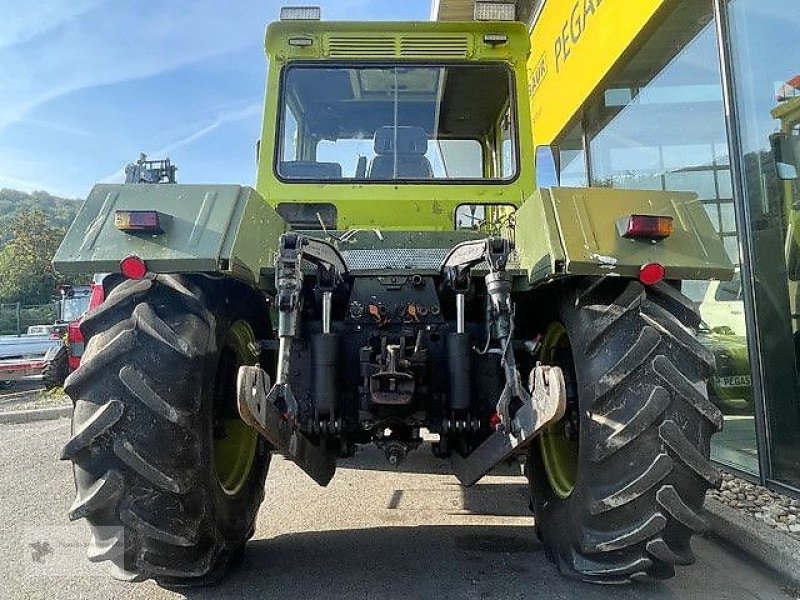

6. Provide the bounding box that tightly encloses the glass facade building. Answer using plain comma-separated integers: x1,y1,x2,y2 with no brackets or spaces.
529,0,800,493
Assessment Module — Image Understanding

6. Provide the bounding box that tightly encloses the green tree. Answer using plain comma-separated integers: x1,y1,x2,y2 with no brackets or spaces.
0,188,79,245
0,209,66,304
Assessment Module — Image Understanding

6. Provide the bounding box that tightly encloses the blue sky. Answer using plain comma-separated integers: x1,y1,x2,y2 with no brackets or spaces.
0,0,431,198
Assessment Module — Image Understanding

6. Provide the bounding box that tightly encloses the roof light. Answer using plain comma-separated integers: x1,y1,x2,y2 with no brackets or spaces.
120,256,148,280
288,36,314,47
639,263,666,286
619,214,674,240
474,2,515,21
115,210,163,234
483,33,508,46
280,6,321,21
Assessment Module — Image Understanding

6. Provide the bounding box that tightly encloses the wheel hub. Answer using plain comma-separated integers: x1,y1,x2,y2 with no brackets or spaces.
538,322,580,499
213,320,259,496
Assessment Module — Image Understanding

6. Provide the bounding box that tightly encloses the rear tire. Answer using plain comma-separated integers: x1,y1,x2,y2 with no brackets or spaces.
43,345,69,390
528,278,723,583
61,275,271,585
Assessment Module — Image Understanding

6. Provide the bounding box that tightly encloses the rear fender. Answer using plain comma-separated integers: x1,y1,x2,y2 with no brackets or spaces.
514,187,734,286
53,184,287,287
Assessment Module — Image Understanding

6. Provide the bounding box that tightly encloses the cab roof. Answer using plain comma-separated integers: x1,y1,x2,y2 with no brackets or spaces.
265,20,530,62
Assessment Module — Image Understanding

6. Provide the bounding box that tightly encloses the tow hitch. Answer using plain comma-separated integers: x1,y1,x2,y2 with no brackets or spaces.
236,233,347,487
451,363,566,486
237,365,337,486
441,238,566,486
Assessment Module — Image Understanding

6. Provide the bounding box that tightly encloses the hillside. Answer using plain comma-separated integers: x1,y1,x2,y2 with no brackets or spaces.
0,188,80,244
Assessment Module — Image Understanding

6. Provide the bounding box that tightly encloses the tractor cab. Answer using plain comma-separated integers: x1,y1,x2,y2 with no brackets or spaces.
255,13,535,231
56,284,92,325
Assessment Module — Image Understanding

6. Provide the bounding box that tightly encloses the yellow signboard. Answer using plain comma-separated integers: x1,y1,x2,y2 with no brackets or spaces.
528,0,671,144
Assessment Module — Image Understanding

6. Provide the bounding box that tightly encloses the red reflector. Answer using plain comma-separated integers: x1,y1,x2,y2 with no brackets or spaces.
489,412,502,431
120,256,147,279
639,263,666,286
622,215,674,240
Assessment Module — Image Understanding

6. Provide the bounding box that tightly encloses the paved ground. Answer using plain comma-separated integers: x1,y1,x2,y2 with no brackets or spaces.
0,379,64,413
0,378,44,397
0,418,795,600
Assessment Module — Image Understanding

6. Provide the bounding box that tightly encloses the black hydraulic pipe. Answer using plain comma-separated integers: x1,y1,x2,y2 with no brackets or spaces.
313,333,339,417
447,332,471,411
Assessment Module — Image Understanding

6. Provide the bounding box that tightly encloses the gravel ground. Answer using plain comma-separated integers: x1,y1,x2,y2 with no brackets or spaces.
0,383,70,413
707,472,800,540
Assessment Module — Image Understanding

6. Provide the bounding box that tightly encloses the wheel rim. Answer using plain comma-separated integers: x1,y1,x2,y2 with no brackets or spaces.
213,320,259,496
538,322,579,500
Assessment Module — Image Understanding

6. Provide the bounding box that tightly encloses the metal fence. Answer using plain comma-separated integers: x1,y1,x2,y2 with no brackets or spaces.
0,302,57,336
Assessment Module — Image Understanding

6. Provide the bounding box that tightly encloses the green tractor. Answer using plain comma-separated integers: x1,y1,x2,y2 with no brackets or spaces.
697,323,752,415
772,94,800,337
55,8,732,586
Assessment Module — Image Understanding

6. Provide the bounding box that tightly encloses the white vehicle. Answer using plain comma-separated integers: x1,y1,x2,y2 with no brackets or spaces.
26,325,55,337
0,333,58,361
0,332,60,383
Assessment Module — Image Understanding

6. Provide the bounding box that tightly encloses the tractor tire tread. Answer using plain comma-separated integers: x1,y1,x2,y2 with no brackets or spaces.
42,345,69,390
62,275,269,585
68,469,124,521
590,385,670,462
111,435,193,494
61,399,125,460
529,278,721,584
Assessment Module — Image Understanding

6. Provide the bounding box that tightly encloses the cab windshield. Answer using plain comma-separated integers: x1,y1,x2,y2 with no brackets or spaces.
60,295,90,323
276,64,517,182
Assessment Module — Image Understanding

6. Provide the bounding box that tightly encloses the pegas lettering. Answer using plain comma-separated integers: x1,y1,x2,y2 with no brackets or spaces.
554,0,605,73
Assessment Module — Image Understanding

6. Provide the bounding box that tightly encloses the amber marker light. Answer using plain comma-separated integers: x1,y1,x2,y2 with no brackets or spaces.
619,214,674,240
115,210,163,234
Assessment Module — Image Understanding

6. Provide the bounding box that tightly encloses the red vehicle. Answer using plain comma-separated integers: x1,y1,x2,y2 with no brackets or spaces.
0,355,49,385
42,275,106,389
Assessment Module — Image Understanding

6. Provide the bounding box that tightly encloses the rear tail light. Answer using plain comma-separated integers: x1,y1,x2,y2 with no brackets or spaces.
67,322,83,344
115,210,163,233
88,282,105,311
120,255,148,279
620,215,674,240
639,263,666,285
489,412,502,430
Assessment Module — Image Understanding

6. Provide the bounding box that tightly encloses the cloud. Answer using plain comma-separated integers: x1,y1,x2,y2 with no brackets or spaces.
0,0,107,49
0,0,431,197
16,117,96,138
0,0,270,132
156,103,262,155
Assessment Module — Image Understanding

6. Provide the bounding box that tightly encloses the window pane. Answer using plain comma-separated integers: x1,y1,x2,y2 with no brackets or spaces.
276,64,516,182
728,0,800,488
556,121,588,187
583,2,758,475
431,140,484,179
283,107,298,161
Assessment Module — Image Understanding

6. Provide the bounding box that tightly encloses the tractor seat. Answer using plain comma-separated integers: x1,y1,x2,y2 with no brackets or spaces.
280,161,342,180
368,126,433,180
